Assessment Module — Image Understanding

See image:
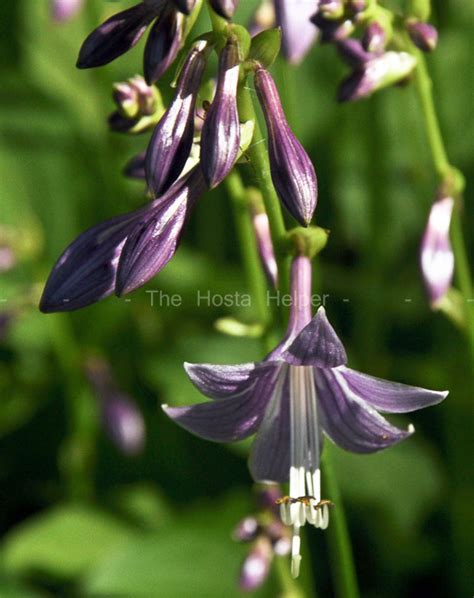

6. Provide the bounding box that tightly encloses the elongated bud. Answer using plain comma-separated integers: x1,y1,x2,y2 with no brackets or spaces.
274,0,319,64
113,76,158,119
146,41,208,197
200,42,240,188
254,68,317,226
406,20,438,52
233,517,259,542
338,51,417,102
209,0,239,20
144,8,184,84
77,4,155,69
171,0,197,15
420,196,454,306
239,537,272,592
249,193,278,288
362,21,387,53
51,0,83,22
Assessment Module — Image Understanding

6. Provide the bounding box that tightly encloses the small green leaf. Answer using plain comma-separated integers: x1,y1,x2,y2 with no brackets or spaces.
249,28,282,69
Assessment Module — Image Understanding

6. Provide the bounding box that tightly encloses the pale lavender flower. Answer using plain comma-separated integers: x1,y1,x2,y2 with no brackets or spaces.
146,40,209,196
420,196,454,306
164,255,448,576
200,41,241,188
40,166,206,312
209,0,239,20
254,67,317,226
51,0,84,22
274,0,319,64
406,20,438,53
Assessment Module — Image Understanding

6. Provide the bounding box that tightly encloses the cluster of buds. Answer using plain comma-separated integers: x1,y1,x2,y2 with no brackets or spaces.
109,76,163,134
233,485,291,591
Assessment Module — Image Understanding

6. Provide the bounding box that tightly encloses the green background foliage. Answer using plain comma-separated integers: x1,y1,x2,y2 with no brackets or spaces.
0,1,472,596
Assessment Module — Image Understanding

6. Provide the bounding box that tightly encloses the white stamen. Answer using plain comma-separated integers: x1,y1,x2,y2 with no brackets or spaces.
291,526,302,579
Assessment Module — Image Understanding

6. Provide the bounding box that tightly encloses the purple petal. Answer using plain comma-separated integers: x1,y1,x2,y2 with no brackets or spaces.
163,366,281,442
116,167,206,295
249,370,290,483
39,206,148,313
283,307,347,367
123,152,146,180
274,0,319,64
209,0,239,20
315,368,413,453
200,42,241,188
338,366,448,413
77,4,154,69
254,67,317,226
185,362,276,399
143,9,183,85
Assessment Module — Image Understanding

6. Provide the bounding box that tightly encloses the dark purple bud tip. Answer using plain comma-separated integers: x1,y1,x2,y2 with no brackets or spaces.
143,8,184,85
146,41,208,196
407,20,438,52
239,537,272,592
171,0,197,15
209,0,239,20
77,4,154,69
254,67,317,226
200,42,241,188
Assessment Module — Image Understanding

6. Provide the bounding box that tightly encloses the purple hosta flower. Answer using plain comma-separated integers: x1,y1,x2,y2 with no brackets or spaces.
274,0,319,64
337,49,417,102
200,41,241,189
51,0,84,22
77,2,184,85
164,254,448,576
209,0,239,20
406,20,438,53
146,41,208,197
39,167,206,312
362,21,387,53
124,152,146,180
250,198,278,288
86,358,145,455
254,67,317,226
420,196,454,306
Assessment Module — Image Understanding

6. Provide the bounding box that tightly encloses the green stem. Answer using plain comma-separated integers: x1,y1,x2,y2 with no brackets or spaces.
274,555,307,598
322,452,360,598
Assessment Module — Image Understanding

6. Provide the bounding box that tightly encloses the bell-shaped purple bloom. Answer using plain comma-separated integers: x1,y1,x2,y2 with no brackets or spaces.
51,0,84,22
274,0,319,64
254,67,317,226
420,196,454,306
200,42,241,189
164,254,448,577
40,167,206,312
146,41,208,197
143,7,184,85
209,0,239,20
406,20,438,53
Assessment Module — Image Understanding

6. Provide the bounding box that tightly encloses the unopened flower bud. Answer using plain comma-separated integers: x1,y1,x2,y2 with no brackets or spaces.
319,0,344,20
171,0,197,15
348,0,367,13
200,42,240,188
420,196,454,306
407,20,438,52
113,76,157,119
143,8,184,85
337,39,372,67
248,0,276,37
265,520,291,555
311,13,355,43
233,517,259,542
362,21,387,53
254,67,317,226
209,0,239,20
239,537,272,592
51,0,83,22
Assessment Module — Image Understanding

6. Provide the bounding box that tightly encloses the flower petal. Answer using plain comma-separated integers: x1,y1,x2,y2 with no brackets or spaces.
77,4,153,69
274,0,319,65
315,368,413,453
249,368,290,482
163,366,281,442
338,366,448,413
282,307,347,367
184,362,278,399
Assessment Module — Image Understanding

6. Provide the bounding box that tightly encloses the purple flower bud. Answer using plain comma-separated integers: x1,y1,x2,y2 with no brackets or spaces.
248,1,276,38
337,51,417,102
348,0,367,13
311,13,355,43
239,537,272,592
171,0,197,15
265,520,291,555
209,0,239,20
77,4,155,69
252,209,278,288
254,67,317,226
116,166,207,296
274,0,319,64
407,20,438,53
362,21,387,53
51,0,83,22
420,196,454,305
143,8,184,85
113,76,157,119
146,41,208,197
233,517,259,542
200,42,240,188
124,152,146,180
336,39,372,67
39,167,206,312
319,0,344,19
